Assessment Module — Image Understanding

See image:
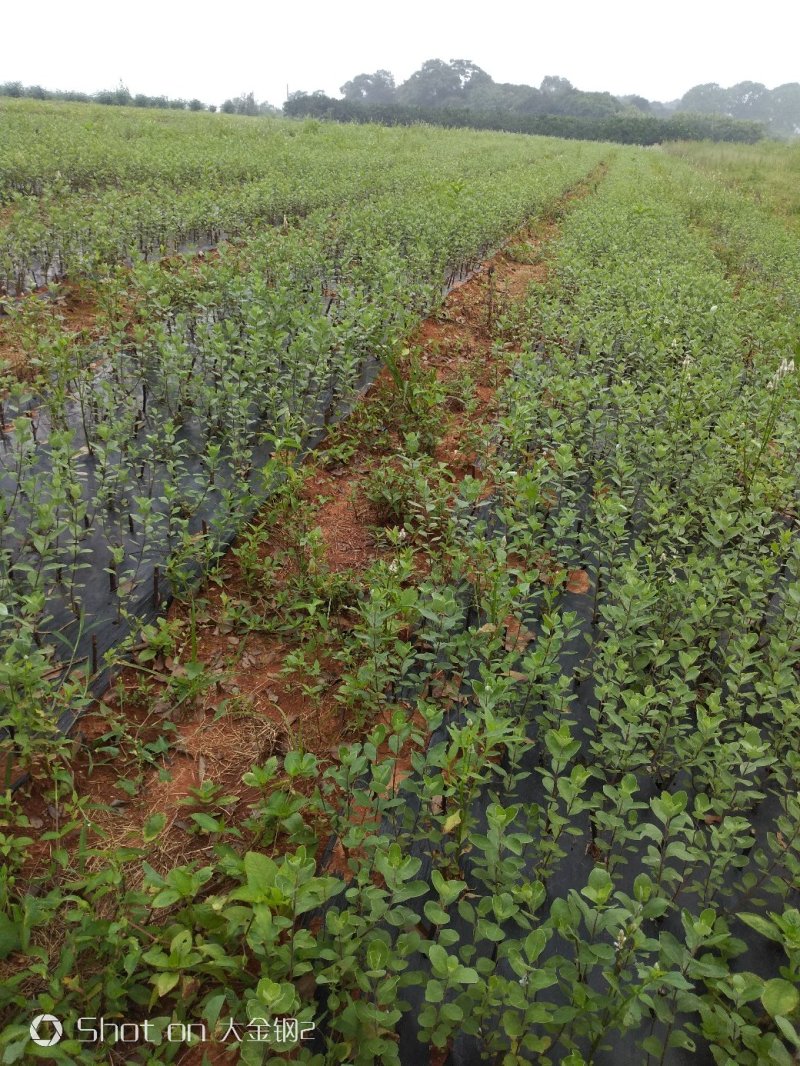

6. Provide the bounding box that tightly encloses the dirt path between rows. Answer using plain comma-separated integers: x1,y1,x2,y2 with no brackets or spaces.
5,163,608,1065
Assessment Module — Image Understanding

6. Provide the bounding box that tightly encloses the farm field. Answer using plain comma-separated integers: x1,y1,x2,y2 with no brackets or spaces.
665,139,800,229
1,101,799,1066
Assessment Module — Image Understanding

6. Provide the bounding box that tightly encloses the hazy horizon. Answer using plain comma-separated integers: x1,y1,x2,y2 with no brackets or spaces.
4,0,797,110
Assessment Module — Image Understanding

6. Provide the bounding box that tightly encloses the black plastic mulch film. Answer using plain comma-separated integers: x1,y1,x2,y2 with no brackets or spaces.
4,179,790,1064
306,362,791,1066
0,249,484,746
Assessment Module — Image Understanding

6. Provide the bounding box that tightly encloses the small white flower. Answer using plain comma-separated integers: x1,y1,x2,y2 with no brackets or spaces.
388,560,399,574
767,357,795,390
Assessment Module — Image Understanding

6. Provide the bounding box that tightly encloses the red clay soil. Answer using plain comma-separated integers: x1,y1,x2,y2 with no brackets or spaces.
5,171,605,1065
0,282,105,380
300,468,385,573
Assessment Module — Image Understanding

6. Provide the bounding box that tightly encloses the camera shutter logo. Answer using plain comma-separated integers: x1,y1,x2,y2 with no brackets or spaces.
30,1014,63,1047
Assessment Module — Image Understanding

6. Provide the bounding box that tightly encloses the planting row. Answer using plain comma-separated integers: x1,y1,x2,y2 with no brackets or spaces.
345,150,800,1064
3,147,798,1064
0,101,602,294
0,131,606,745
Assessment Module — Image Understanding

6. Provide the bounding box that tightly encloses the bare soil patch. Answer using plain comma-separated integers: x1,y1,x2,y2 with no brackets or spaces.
12,174,585,876
5,169,607,1063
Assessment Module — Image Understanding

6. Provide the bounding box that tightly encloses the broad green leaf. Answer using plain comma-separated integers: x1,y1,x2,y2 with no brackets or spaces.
739,913,780,942
152,971,180,997
244,851,276,896
762,979,800,1019
143,812,167,842
428,944,449,977
0,914,21,960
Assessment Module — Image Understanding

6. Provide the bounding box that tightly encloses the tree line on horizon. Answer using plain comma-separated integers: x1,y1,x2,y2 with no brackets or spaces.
0,81,278,117
1,60,797,139
325,61,798,138
283,95,762,146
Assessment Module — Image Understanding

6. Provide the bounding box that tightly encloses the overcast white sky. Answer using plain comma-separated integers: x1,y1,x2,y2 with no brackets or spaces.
4,0,797,107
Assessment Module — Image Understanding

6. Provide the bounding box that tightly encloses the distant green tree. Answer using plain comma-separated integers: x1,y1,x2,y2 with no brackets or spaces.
239,92,259,116
0,80,217,112
450,59,492,93
396,59,463,107
219,93,275,117
283,92,763,145
95,82,131,106
340,70,396,104
506,85,547,115
540,75,573,95
770,83,800,136
677,80,800,136
679,82,732,115
621,94,652,113
727,81,769,120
